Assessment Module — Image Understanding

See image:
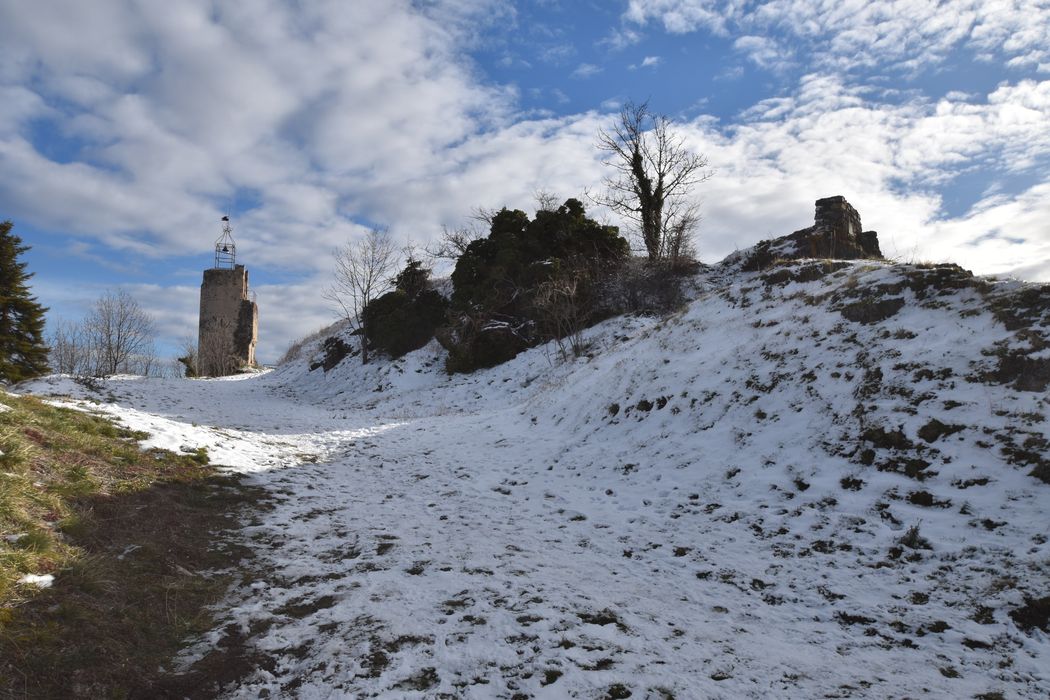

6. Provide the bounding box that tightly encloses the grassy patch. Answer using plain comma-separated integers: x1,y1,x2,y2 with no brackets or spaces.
0,393,265,698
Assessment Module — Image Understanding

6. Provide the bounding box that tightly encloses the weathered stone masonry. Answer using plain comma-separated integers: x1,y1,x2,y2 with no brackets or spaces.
810,195,881,260
741,195,883,271
198,264,258,376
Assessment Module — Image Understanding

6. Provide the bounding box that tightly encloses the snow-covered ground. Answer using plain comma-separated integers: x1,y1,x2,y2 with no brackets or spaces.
24,260,1049,698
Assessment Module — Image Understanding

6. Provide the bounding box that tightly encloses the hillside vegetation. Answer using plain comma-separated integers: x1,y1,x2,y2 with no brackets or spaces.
0,391,263,698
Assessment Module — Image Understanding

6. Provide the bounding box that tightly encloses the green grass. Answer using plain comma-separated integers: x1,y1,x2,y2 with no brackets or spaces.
0,392,266,698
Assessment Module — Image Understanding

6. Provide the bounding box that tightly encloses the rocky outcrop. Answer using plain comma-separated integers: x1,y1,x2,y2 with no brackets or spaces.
737,196,883,271
309,335,356,372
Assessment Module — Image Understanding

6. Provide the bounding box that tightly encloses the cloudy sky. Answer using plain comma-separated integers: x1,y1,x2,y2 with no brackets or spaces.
2,0,1048,363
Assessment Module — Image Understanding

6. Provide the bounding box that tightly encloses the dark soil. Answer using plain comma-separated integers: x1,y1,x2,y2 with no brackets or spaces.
1008,596,1050,632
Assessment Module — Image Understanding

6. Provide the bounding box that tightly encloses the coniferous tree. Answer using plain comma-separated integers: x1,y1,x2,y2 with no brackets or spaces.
0,221,50,382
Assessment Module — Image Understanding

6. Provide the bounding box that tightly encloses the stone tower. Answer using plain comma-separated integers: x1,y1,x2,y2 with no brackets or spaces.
198,217,258,376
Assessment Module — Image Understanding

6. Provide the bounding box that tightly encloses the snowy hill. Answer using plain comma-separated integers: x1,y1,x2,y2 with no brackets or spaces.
23,256,1049,698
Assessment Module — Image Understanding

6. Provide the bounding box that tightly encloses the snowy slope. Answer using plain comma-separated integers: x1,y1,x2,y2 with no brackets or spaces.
23,258,1049,699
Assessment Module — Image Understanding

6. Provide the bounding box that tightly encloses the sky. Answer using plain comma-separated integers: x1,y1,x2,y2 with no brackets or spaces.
2,0,1048,364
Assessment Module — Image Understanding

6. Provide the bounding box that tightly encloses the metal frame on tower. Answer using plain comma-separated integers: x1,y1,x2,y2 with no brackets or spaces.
214,215,237,269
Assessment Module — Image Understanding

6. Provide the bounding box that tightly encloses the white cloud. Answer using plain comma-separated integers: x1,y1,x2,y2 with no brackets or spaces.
600,26,644,50
628,56,663,70
539,44,576,65
668,73,1050,281
733,35,791,71
623,0,729,35
3,0,1048,362
0,86,53,135
624,0,1050,74
571,63,603,78
0,0,515,271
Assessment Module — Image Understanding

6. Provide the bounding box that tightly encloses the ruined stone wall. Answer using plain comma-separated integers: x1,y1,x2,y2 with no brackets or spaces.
198,265,258,376
740,195,883,271
815,196,861,240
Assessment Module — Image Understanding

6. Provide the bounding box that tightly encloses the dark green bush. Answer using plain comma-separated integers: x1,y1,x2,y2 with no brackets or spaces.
438,312,532,374
443,198,628,372
451,199,627,317
362,261,449,359
364,288,448,359
394,260,430,299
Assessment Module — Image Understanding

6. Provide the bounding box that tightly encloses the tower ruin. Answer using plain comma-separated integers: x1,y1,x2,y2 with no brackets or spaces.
198,216,258,376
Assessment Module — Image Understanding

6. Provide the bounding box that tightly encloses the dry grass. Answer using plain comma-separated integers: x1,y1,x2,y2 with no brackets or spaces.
0,393,265,698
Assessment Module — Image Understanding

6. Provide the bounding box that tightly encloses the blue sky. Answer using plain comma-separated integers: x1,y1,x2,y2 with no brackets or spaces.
1,0,1048,363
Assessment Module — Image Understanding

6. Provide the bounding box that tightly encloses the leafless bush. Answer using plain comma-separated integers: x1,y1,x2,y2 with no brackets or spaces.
127,351,160,378
601,257,685,315
534,272,589,359
277,320,345,366
660,208,701,270
278,336,310,366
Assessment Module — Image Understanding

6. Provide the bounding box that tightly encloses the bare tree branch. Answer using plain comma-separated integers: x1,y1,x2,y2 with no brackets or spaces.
533,190,560,214
424,224,485,263
48,319,86,375
322,227,399,365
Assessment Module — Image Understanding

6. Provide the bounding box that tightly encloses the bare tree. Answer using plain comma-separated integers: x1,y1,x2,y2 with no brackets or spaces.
595,101,711,262
198,332,237,377
322,227,398,365
534,189,560,214
83,289,156,377
129,350,160,377
48,318,87,375
468,205,498,227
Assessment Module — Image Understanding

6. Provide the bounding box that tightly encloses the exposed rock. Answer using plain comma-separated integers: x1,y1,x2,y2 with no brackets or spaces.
309,335,355,372
994,353,1050,392
977,280,1050,393
917,419,964,443
840,297,906,324
989,284,1050,331
861,426,914,451
1009,596,1050,633
761,260,851,286
899,264,977,297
